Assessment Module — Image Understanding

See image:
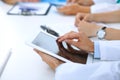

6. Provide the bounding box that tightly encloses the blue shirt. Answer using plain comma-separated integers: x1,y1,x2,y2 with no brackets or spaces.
94,41,100,59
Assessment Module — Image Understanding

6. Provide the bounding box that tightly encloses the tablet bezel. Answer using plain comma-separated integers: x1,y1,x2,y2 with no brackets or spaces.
26,30,72,63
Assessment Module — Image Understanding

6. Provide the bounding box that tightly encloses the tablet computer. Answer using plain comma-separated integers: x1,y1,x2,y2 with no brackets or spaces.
26,30,88,63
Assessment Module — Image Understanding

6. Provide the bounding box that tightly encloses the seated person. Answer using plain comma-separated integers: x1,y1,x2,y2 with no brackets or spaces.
57,0,120,15
34,30,120,80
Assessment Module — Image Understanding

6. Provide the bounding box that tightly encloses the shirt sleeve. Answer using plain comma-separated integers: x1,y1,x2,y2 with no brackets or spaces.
93,0,117,4
55,62,120,80
99,41,120,60
90,3,120,13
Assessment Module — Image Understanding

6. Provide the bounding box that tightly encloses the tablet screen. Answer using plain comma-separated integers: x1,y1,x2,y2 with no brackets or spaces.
32,32,59,54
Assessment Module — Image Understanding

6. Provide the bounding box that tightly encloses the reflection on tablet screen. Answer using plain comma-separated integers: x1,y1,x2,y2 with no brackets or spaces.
32,32,59,54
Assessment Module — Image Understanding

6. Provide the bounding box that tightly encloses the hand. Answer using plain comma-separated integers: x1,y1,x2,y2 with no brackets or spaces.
75,13,93,26
67,0,94,6
57,3,81,15
58,31,94,53
76,21,101,37
57,4,90,15
34,49,64,70
67,0,82,4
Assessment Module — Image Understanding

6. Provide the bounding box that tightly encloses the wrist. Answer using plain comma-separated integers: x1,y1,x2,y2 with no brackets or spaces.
93,25,101,37
90,14,103,22
105,28,113,40
96,27,107,40
88,42,94,53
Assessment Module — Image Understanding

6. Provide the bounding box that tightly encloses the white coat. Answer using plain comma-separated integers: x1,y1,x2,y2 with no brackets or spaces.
55,41,120,80
91,0,120,13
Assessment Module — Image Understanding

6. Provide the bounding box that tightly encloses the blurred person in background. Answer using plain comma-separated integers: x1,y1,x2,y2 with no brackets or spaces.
57,0,120,15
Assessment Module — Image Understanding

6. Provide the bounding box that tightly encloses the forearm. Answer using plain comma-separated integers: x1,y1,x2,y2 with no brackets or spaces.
105,28,120,40
91,10,120,23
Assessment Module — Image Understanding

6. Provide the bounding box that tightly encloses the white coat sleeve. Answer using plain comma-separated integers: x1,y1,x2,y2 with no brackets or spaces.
98,41,120,60
55,62,120,80
90,3,120,13
93,0,117,4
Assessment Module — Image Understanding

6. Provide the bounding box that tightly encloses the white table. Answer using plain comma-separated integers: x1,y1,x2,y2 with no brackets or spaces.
0,1,75,80
0,1,120,80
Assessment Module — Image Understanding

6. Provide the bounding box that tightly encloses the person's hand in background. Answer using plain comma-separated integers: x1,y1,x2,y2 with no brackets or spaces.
57,3,90,15
67,0,94,6
75,21,101,37
75,13,93,25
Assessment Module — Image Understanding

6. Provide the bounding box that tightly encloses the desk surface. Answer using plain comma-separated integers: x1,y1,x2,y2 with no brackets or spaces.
0,1,120,80
0,1,75,80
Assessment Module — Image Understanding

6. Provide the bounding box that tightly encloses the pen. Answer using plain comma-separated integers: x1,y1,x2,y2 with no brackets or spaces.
40,25,59,37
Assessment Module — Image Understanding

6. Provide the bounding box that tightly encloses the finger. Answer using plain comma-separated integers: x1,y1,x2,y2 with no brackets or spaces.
65,39,79,48
33,48,46,56
58,31,79,42
33,48,40,53
57,5,70,13
75,14,81,27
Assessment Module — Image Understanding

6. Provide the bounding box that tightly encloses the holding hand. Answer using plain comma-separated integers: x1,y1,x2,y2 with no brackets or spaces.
34,49,64,70
75,21,101,37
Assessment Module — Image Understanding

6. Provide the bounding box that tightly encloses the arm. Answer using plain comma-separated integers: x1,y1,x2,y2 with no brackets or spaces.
94,41,120,60
89,10,120,23
75,10,120,23
76,21,120,40
55,62,120,80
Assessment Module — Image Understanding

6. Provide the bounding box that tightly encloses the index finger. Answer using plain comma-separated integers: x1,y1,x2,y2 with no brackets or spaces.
58,31,79,42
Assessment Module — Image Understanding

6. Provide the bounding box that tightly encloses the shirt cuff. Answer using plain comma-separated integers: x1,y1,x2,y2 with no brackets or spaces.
90,3,120,13
94,41,100,59
93,0,117,4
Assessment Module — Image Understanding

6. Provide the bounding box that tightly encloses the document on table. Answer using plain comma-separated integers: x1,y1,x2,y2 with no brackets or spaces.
7,2,51,15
